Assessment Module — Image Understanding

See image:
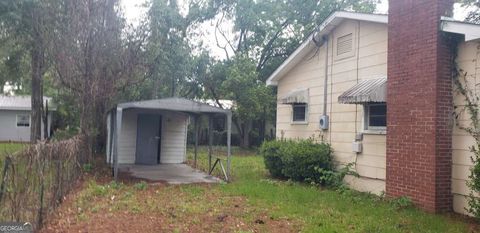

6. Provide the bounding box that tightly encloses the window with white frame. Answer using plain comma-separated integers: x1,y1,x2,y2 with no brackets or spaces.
292,103,307,123
364,103,386,130
16,114,30,127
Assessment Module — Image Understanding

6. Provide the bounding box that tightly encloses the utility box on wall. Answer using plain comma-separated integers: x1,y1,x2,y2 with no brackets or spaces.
319,115,329,130
352,141,362,153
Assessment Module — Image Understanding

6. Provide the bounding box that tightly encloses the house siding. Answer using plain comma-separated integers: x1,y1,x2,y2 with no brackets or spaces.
116,109,188,164
276,20,388,195
0,109,51,142
275,16,480,215
452,40,480,215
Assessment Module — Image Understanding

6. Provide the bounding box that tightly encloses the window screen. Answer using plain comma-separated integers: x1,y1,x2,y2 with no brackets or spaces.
368,104,386,128
16,114,30,127
292,104,307,122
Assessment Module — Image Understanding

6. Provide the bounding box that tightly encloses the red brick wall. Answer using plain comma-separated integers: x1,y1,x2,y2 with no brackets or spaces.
386,0,454,212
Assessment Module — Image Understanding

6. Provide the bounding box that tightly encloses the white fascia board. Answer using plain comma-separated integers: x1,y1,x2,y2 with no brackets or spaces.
441,17,480,42
265,11,387,86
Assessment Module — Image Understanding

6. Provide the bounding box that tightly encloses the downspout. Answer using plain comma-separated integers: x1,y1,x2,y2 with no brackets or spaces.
311,32,329,119
312,32,330,131
317,34,330,131
323,35,329,117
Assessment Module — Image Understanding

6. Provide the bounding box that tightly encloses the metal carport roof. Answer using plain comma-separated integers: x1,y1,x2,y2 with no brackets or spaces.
117,97,230,114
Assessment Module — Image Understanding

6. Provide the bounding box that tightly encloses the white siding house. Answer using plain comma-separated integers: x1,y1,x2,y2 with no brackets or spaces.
266,11,480,214
0,95,54,142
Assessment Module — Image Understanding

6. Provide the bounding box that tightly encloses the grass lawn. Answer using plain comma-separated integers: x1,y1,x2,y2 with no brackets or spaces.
41,147,477,233
0,143,25,168
0,143,25,156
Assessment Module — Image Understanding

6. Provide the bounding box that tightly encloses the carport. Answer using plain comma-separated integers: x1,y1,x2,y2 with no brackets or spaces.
106,97,232,182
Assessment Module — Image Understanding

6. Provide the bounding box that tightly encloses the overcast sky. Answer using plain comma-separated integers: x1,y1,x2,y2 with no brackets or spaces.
120,0,471,59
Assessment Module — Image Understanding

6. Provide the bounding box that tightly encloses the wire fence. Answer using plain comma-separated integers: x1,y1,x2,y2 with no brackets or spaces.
0,135,89,230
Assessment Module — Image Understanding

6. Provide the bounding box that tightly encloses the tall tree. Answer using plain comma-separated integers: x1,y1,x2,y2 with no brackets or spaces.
132,0,223,100
51,0,145,150
0,0,54,142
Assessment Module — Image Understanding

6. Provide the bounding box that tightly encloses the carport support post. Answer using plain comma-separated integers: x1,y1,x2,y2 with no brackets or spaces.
226,112,232,181
113,107,123,181
208,115,213,173
194,115,199,168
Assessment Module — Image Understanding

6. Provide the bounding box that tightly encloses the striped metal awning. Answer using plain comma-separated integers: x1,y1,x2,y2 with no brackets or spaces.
281,88,309,104
338,78,387,104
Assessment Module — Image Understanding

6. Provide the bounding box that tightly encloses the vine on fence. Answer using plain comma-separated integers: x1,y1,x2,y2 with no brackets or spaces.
0,135,89,230
453,59,480,217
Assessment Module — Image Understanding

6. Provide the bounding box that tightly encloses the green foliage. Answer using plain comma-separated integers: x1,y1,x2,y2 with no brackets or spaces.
51,126,79,141
280,139,332,182
315,162,359,188
467,144,480,217
134,181,148,191
390,196,414,210
82,163,93,173
259,140,285,178
108,181,123,190
260,139,336,185
85,181,109,197
224,56,276,124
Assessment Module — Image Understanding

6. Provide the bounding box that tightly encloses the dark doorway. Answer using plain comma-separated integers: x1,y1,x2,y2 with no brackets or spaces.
135,114,162,165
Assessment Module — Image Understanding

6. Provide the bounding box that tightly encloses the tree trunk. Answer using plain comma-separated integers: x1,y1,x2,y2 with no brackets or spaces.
43,100,48,140
95,98,108,152
235,119,251,148
259,107,266,143
30,44,44,143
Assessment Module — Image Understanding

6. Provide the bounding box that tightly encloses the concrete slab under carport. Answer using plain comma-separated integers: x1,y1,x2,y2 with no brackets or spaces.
118,164,221,184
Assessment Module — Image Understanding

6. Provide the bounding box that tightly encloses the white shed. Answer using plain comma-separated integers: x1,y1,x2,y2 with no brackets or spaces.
106,98,232,180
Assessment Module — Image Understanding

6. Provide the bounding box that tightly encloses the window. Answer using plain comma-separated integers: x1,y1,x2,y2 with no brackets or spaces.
365,104,386,130
16,114,30,127
292,103,307,122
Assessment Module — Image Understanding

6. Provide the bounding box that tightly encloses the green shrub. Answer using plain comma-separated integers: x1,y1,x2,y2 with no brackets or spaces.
390,196,413,210
83,163,93,172
134,181,148,190
281,139,332,182
260,139,334,184
315,162,358,187
259,140,285,178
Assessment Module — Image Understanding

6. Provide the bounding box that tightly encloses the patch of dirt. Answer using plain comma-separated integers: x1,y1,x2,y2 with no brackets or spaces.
40,177,297,233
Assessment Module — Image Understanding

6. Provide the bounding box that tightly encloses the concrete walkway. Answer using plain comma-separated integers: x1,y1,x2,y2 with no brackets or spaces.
118,164,221,184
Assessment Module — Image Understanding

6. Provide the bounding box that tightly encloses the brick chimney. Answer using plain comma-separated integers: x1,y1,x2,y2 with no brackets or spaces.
386,0,455,212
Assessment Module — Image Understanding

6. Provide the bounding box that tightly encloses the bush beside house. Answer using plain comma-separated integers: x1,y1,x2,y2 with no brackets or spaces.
260,139,337,185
